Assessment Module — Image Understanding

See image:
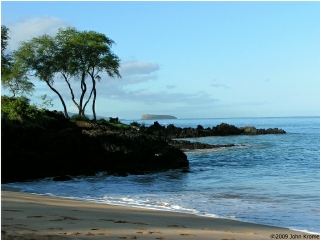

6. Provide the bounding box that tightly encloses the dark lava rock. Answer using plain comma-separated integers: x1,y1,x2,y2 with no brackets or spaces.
1,108,285,183
139,122,286,139
169,139,237,150
240,126,286,135
1,113,189,183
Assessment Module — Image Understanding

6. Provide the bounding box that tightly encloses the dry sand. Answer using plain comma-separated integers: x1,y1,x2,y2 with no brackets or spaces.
1,188,305,240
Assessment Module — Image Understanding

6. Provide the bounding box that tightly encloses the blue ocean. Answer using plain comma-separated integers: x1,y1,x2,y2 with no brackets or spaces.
3,117,320,233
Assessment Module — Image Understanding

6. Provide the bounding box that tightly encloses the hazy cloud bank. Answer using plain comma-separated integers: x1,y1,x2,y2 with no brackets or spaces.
5,16,69,51
100,87,219,106
119,60,160,84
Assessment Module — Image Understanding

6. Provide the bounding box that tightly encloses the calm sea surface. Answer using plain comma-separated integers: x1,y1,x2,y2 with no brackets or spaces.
3,117,320,233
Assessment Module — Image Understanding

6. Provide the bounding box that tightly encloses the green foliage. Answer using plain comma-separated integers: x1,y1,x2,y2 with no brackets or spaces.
130,121,142,127
108,122,131,130
71,114,90,121
1,95,43,121
95,118,109,125
1,65,35,97
1,25,9,52
1,25,11,75
109,117,119,123
1,25,35,97
13,27,121,119
35,94,54,110
93,118,131,129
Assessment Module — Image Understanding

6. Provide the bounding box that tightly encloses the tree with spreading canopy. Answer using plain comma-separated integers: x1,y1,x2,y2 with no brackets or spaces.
1,25,35,97
13,27,121,119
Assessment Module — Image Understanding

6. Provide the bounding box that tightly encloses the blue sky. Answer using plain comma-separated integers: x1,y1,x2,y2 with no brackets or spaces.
1,1,320,119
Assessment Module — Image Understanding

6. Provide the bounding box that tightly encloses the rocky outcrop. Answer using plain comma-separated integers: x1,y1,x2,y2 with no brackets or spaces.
1,111,286,183
239,126,286,135
139,122,286,139
141,114,177,120
169,139,239,150
1,115,188,183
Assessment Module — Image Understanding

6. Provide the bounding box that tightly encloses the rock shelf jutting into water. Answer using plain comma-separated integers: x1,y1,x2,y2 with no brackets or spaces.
2,110,285,183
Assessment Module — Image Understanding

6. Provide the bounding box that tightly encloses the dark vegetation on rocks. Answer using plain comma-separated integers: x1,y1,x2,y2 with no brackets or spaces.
1,97,286,183
2,110,188,183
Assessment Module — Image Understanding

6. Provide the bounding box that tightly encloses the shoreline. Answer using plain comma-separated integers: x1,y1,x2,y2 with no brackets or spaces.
2,188,313,240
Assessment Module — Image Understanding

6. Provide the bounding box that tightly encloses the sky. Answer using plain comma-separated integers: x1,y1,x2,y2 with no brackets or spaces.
1,1,320,119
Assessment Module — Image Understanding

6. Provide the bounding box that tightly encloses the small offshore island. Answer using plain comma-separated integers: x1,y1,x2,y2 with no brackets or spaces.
141,114,177,120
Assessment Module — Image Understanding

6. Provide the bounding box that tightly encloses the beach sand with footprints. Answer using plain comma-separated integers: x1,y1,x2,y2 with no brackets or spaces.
2,188,305,240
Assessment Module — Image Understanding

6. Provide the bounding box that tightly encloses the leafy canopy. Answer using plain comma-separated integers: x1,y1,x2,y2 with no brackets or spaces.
13,27,121,119
1,25,34,97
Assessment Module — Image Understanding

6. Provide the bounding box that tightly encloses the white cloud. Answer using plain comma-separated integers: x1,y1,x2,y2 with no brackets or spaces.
120,61,160,76
123,74,158,84
210,83,231,89
210,79,232,89
119,60,160,84
99,86,219,106
6,16,69,51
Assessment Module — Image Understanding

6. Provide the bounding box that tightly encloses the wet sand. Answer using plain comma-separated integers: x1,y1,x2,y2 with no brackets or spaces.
1,189,305,240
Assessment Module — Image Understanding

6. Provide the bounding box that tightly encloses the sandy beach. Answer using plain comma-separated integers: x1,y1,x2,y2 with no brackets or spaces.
2,188,307,240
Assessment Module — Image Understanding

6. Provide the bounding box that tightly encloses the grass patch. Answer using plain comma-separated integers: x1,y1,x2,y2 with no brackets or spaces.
108,122,131,129
71,114,90,121
94,118,131,130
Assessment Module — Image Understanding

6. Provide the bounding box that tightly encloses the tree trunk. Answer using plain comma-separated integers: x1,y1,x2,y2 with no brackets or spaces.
92,81,97,121
79,71,86,116
88,69,97,121
83,87,93,115
62,73,81,114
45,80,69,118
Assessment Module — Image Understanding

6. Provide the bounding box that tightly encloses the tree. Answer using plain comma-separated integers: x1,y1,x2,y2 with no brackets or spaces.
1,25,34,97
1,25,10,74
13,27,121,119
13,34,69,117
62,29,121,120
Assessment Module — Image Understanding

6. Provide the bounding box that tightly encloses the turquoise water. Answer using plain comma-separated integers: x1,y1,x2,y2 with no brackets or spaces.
3,117,320,233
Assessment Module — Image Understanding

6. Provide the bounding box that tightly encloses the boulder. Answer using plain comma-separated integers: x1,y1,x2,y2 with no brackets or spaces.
240,126,258,135
212,123,243,136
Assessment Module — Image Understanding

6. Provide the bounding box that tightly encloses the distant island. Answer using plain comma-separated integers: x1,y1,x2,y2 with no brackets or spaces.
141,114,177,120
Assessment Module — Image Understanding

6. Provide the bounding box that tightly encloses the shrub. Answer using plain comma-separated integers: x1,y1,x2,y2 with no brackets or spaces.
1,95,43,121
109,117,119,123
71,114,90,121
95,118,109,125
130,121,141,127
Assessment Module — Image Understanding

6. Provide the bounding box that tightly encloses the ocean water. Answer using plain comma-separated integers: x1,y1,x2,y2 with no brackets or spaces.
3,117,320,233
